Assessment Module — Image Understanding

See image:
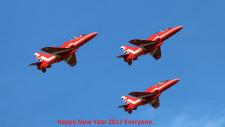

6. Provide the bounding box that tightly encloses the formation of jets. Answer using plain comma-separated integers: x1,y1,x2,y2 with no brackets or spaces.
30,26,183,114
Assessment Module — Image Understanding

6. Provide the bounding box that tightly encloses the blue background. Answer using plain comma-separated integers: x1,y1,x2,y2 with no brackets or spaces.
1,0,225,127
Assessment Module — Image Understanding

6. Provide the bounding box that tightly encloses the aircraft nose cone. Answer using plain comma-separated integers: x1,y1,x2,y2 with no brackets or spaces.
91,32,98,37
173,78,180,83
176,25,184,31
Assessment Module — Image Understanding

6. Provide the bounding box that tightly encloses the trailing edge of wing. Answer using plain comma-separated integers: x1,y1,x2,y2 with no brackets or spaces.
41,47,71,54
129,92,156,99
117,54,128,58
41,47,74,58
129,39,158,46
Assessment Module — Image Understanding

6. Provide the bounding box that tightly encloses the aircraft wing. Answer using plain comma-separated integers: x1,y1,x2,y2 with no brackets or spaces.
150,47,161,60
129,92,156,100
129,39,158,49
149,97,160,109
64,53,77,67
41,47,75,58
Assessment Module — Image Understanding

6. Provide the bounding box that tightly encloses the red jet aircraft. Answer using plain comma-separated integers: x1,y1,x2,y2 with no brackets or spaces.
30,32,98,73
118,78,180,114
118,26,183,65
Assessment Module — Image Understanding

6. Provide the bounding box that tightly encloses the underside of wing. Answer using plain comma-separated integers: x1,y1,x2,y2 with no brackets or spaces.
150,47,161,60
129,39,158,48
64,53,77,67
150,97,160,109
41,47,74,58
129,92,156,100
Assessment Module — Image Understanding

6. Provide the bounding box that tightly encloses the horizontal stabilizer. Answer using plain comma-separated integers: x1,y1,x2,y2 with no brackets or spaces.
29,62,41,66
118,105,126,108
117,54,128,58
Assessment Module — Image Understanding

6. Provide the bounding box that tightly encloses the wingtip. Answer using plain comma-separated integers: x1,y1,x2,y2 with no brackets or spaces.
128,92,133,95
129,39,138,43
129,39,134,43
41,47,47,51
174,78,180,83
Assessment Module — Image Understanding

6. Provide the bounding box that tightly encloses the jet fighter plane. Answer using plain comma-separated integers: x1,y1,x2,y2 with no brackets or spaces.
30,32,98,73
118,78,180,114
118,26,183,65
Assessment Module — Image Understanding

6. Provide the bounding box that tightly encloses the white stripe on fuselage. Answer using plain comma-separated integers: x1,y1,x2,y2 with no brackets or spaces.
66,33,94,48
121,96,141,104
121,46,142,55
34,53,56,62
158,29,174,40
150,79,176,92
126,48,142,54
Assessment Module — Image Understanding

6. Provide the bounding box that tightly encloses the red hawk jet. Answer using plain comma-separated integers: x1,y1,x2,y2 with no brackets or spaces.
30,32,98,73
118,26,183,65
118,78,180,114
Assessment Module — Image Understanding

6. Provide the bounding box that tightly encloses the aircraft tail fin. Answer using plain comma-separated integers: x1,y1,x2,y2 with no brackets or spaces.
120,96,139,114
31,52,52,73
118,45,139,65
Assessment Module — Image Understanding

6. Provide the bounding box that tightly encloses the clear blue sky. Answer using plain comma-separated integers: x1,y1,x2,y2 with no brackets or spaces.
1,0,225,127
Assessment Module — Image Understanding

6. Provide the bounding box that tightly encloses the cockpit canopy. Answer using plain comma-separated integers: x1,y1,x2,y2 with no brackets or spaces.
73,34,87,39
160,27,172,32
79,34,86,37
156,80,169,85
